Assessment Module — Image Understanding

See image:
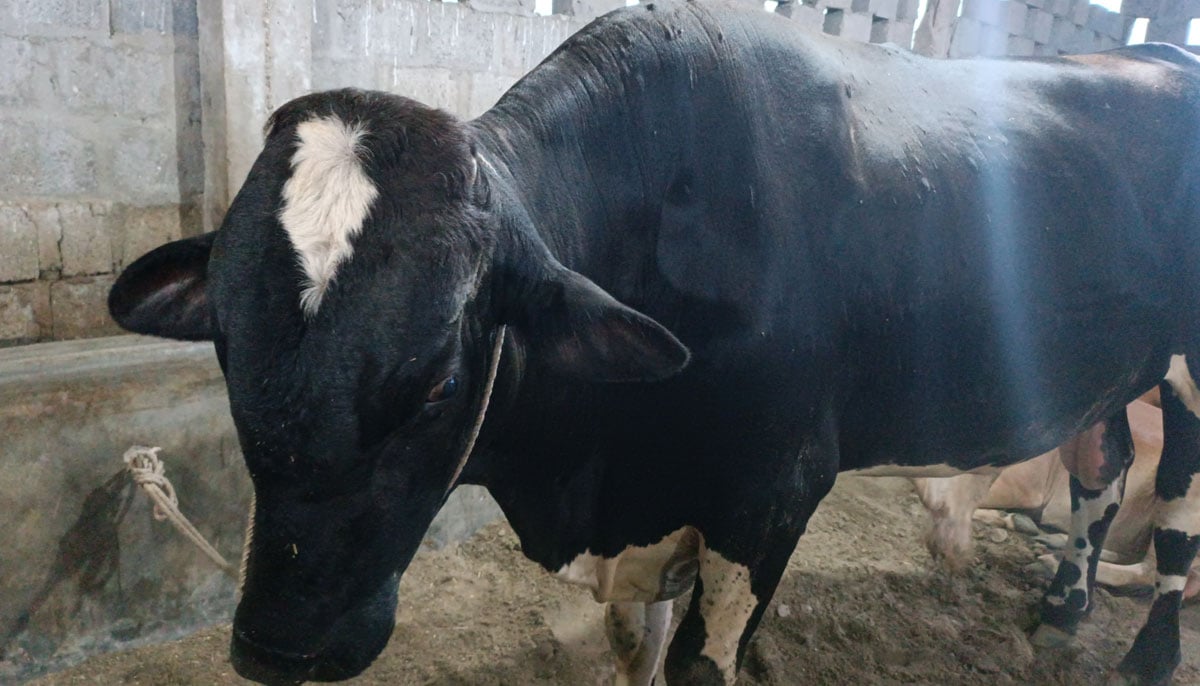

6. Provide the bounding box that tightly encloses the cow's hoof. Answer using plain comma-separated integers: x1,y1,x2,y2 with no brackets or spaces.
1029,623,1074,648
1107,669,1174,686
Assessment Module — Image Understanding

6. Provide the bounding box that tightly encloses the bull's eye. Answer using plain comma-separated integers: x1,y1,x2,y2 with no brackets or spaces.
426,376,459,404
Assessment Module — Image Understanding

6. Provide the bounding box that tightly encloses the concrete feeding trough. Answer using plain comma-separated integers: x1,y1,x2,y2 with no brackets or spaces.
0,335,500,683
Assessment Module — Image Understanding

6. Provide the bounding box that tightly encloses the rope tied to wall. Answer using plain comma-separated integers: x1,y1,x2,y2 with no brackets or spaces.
122,446,238,580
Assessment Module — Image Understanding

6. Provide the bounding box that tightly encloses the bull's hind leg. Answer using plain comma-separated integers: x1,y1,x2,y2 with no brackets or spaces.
1114,359,1200,686
1032,412,1133,646
605,600,672,686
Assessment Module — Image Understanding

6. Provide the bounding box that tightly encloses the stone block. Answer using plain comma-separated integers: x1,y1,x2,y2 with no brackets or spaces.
869,0,901,19
58,203,115,277
110,0,199,36
1008,34,1037,54
0,119,98,197
1048,0,1070,16
28,205,63,277
961,0,1002,26
1070,0,1089,26
1025,0,1044,9
1035,41,1059,55
111,126,183,205
2,0,107,33
949,17,983,56
824,9,874,40
896,0,921,19
551,0,624,17
981,25,1011,54
50,276,122,340
0,37,38,108
112,205,183,271
788,3,829,31
0,206,39,284
1001,0,1028,33
0,282,51,343
1051,15,1075,45
464,0,537,15
48,39,174,119
311,57,379,90
1026,8,1054,43
886,19,915,44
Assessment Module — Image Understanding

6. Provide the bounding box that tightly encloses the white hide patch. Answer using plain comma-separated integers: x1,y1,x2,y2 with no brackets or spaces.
698,548,758,684
278,116,379,317
554,527,700,603
1156,475,1200,537
1166,354,1200,419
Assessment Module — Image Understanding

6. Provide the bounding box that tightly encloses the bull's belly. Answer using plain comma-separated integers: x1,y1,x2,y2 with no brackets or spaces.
553,526,701,603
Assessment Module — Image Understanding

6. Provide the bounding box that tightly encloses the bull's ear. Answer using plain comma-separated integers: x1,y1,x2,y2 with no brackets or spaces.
508,267,690,383
108,232,217,341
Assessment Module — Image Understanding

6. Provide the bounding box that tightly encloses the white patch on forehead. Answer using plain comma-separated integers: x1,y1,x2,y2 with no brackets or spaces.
278,116,379,317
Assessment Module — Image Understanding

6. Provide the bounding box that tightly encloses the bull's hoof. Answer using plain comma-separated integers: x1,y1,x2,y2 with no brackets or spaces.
1106,668,1175,686
1029,623,1075,648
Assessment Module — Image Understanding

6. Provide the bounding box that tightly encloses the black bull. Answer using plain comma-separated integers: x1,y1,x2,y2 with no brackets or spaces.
108,2,1200,684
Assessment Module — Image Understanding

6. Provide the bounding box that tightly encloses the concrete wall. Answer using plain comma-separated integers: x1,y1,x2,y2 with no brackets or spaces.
0,0,203,346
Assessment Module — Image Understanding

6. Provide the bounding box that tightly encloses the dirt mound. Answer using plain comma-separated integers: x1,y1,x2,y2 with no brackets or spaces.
30,476,1200,685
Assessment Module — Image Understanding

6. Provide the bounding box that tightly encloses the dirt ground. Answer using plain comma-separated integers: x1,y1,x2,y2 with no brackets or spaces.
29,475,1200,685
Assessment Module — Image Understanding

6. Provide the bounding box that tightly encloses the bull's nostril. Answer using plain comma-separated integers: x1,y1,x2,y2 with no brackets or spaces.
230,627,317,685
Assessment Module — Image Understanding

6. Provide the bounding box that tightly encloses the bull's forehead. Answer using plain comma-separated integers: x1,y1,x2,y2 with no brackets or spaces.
280,115,379,318
249,89,478,322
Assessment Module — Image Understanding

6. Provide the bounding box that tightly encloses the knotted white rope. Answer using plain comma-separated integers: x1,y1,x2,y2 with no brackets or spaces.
123,446,238,580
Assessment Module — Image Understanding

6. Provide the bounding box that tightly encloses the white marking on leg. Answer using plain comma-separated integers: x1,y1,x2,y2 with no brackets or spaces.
1165,354,1200,419
1049,479,1121,607
278,116,379,317
607,601,671,686
1156,573,1189,596
698,547,758,684
1155,477,1200,537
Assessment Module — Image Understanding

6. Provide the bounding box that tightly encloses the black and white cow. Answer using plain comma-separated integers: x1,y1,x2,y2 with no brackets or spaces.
108,2,1200,684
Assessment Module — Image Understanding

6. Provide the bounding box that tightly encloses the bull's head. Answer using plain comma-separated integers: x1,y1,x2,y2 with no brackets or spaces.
108,90,688,683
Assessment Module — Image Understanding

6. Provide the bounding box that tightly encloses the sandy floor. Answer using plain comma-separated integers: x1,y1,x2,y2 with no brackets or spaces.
30,475,1200,685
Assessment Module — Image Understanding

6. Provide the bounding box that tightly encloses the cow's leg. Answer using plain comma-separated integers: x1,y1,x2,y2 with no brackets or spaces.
914,473,1000,571
606,600,672,686
1114,364,1200,686
1032,412,1133,646
662,464,836,684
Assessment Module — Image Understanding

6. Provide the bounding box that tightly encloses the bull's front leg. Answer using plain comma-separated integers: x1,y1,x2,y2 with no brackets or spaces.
606,600,672,686
663,460,836,684
1032,412,1133,646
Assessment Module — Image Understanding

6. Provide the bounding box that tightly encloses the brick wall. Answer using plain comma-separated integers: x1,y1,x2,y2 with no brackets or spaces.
0,0,202,345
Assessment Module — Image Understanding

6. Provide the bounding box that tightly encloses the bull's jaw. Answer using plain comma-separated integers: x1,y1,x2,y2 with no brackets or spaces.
230,572,400,684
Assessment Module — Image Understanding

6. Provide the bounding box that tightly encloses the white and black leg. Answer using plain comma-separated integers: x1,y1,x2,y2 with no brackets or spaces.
1033,412,1133,646
1113,360,1200,686
662,455,837,685
606,600,672,686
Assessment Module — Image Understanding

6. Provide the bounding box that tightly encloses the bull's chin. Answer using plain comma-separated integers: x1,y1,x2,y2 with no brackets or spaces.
230,575,399,684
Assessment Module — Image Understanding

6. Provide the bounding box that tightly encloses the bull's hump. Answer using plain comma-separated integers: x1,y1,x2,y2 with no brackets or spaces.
278,115,379,318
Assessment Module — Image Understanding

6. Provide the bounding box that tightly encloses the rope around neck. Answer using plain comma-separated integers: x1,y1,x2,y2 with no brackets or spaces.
123,446,238,579
446,324,506,493
126,326,506,580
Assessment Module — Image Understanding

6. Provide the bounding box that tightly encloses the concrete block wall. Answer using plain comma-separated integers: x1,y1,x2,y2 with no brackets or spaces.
945,0,1130,57
0,0,203,346
777,0,921,46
